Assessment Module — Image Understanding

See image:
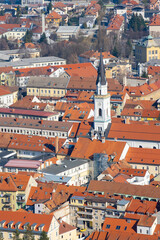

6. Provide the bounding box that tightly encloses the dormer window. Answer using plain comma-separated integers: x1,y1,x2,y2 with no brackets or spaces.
38,224,45,231
15,222,21,229
23,222,29,230
0,220,5,227
31,223,37,231
8,221,14,228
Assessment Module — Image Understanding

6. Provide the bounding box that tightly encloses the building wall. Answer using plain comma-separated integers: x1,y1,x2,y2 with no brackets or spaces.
135,45,160,64
129,163,160,176
0,93,13,107
0,191,17,211
27,87,66,98
59,228,77,240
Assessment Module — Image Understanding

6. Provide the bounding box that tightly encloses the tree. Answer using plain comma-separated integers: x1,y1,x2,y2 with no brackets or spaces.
129,13,146,32
39,231,49,240
39,33,47,44
0,36,9,50
13,230,21,240
47,2,52,13
50,32,57,41
141,71,148,78
0,10,4,16
112,46,119,57
125,39,132,58
0,232,3,240
16,5,21,18
82,22,87,29
23,225,34,240
23,30,33,43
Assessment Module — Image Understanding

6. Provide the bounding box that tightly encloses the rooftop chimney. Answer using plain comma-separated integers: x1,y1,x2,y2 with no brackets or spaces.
125,118,130,124
0,176,3,183
101,136,105,143
55,136,59,154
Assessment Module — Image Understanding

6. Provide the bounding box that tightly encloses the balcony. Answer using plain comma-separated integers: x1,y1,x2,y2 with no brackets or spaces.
2,205,12,210
77,215,93,221
77,217,93,221
2,198,11,204
16,194,25,203
77,211,92,215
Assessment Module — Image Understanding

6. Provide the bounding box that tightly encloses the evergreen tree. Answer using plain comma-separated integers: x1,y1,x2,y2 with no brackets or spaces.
47,1,52,13
0,10,4,16
141,71,148,78
112,46,119,57
39,231,49,240
23,30,33,43
39,33,47,44
16,5,21,18
129,13,146,32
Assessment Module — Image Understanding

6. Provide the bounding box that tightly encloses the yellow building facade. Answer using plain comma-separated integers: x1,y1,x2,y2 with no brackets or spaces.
135,35,160,64
27,87,66,98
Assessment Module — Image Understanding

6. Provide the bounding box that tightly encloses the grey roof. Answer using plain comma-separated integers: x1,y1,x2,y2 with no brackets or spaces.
41,159,88,175
96,51,107,86
0,150,17,167
57,26,80,34
0,56,66,68
85,196,117,204
143,59,160,67
38,174,71,183
117,199,130,206
137,35,159,48
0,117,73,132
27,76,70,89
79,16,95,24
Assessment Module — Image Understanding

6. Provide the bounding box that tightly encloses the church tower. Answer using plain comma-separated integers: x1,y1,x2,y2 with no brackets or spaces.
94,51,111,133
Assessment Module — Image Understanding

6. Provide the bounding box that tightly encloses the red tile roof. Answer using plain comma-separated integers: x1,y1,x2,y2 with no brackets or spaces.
0,172,31,192
46,10,62,19
0,210,54,232
149,14,160,26
107,14,124,31
59,221,76,235
126,199,157,215
87,180,160,199
71,138,126,161
125,147,160,165
108,122,160,141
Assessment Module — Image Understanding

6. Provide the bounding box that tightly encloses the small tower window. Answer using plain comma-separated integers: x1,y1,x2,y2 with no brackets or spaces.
99,108,102,117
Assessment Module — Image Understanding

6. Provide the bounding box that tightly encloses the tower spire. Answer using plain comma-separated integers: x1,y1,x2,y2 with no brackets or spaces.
96,50,106,86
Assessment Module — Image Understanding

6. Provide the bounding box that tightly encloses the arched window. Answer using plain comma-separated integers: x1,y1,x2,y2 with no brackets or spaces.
99,108,102,117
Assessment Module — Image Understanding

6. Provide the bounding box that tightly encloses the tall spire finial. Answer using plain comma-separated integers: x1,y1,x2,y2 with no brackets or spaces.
96,50,106,86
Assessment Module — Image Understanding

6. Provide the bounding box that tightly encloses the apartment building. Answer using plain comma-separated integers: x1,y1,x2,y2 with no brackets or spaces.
0,117,73,138
27,76,70,98
70,192,129,230
0,172,37,211
0,108,59,121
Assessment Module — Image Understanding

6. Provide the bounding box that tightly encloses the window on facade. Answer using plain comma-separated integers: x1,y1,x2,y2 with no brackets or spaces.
106,224,110,229
116,226,121,230
9,233,12,239
99,108,102,117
